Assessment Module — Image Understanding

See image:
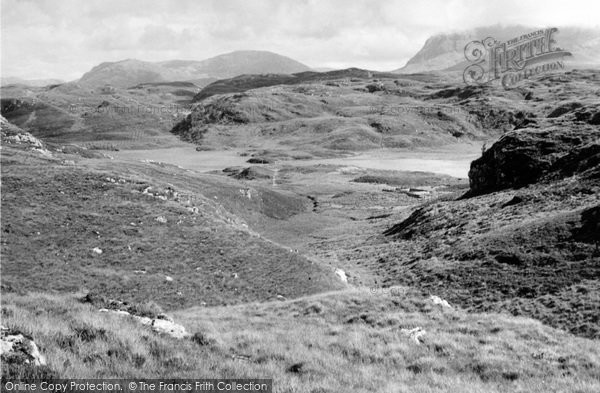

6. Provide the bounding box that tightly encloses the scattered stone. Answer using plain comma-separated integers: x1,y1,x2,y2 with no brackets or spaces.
334,268,348,283
97,309,186,339
155,216,167,224
239,188,252,199
429,295,452,308
400,327,426,344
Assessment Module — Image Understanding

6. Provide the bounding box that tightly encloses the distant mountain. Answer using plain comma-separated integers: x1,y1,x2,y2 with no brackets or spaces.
78,51,311,88
0,77,65,87
395,25,600,74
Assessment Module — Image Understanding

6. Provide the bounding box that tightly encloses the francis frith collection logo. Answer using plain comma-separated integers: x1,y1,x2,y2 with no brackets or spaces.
463,27,572,88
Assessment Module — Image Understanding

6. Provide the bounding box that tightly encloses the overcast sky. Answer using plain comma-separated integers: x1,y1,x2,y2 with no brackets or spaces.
1,0,599,80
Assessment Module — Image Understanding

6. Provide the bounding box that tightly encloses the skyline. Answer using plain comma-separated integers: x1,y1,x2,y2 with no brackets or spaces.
2,0,599,81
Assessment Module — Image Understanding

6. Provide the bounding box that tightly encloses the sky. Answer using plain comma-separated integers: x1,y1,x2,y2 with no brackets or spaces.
1,0,599,80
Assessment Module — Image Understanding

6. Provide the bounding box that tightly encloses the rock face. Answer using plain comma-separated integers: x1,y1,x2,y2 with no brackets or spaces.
467,127,600,196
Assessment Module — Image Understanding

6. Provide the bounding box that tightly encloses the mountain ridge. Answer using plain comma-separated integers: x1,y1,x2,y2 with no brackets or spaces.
395,25,600,74
77,50,311,88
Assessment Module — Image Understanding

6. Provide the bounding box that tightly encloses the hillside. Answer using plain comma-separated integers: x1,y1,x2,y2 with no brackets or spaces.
3,289,600,391
371,70,600,338
192,68,419,102
78,51,311,88
396,25,600,74
0,133,344,308
173,71,498,156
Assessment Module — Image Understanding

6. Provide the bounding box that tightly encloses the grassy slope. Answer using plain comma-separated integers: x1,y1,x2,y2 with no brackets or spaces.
0,145,343,309
371,71,600,338
2,290,599,392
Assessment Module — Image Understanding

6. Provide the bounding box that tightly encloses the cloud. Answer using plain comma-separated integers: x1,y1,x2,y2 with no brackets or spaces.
1,0,599,80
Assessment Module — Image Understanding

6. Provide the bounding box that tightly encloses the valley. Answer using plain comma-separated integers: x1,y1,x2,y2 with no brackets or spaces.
1,56,599,391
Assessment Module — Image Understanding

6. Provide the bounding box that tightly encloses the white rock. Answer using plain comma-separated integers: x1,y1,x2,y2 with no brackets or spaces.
334,268,348,283
133,316,153,326
92,247,103,255
155,216,167,224
151,319,188,339
400,327,426,345
430,295,452,308
165,276,173,282
0,328,47,366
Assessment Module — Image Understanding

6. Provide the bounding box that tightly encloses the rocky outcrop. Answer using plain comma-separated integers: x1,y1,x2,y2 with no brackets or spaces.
0,326,46,366
467,127,600,196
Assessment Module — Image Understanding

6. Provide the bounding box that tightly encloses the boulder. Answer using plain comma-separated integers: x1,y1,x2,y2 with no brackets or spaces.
429,295,452,308
400,327,426,345
0,326,46,366
334,268,348,283
151,319,189,339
